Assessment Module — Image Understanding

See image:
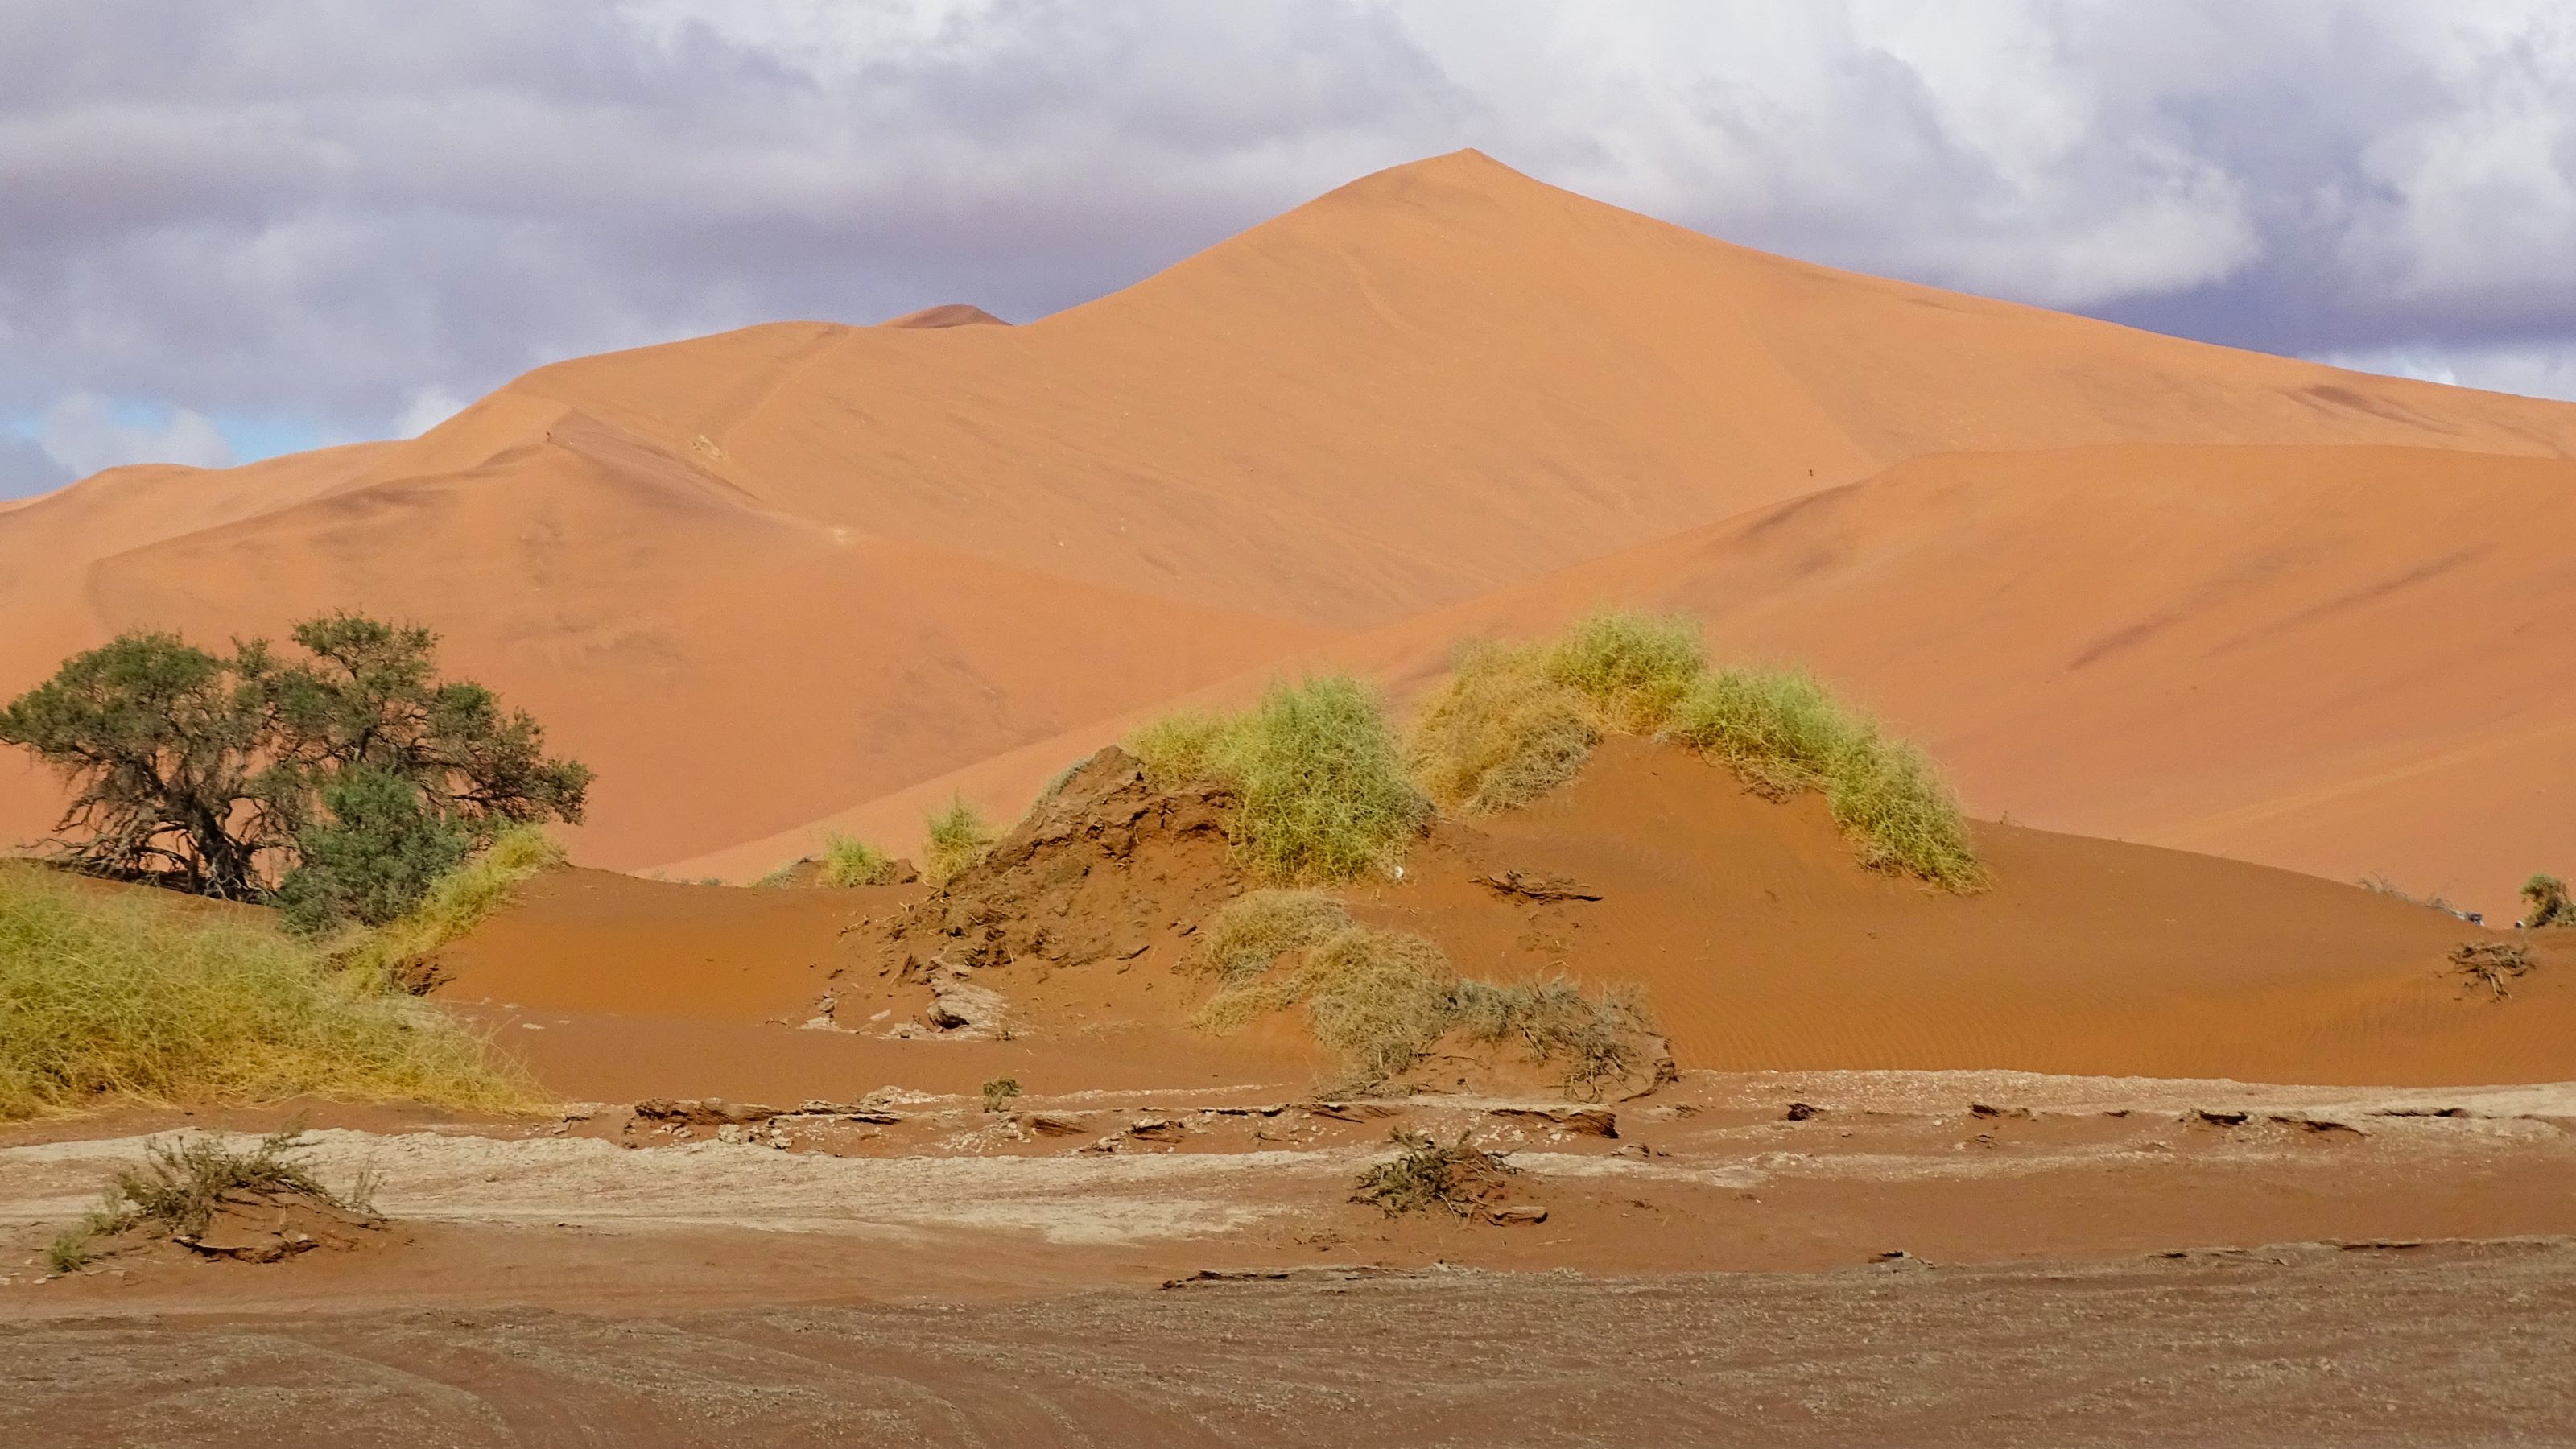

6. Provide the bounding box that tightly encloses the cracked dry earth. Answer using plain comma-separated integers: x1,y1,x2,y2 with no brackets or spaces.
6,1069,2576,1447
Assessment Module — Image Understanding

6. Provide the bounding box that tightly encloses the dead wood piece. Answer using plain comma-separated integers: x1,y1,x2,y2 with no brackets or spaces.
1476,870,1604,902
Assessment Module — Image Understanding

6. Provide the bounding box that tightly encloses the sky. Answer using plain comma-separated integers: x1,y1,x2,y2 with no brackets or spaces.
4,0,2573,496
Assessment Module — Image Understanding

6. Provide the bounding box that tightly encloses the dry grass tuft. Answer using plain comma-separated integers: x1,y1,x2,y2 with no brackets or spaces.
923,798,996,888
1128,709,1237,792
0,865,536,1120
1405,613,1984,890
1669,667,1984,890
1191,890,1659,1095
1190,888,1352,985
336,824,568,989
1542,610,1706,733
1406,643,1599,815
815,832,900,888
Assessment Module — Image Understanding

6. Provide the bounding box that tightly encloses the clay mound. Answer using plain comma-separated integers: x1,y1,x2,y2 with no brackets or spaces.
1347,737,2576,1086
830,746,1249,1038
882,303,1008,328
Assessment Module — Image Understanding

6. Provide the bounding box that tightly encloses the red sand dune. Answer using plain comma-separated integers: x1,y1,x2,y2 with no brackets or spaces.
4,150,2574,912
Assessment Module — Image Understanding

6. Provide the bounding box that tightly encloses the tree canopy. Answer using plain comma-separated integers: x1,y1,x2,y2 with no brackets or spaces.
0,613,589,919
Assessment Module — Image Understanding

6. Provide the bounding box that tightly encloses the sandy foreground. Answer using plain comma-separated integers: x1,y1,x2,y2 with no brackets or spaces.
6,1067,2573,1444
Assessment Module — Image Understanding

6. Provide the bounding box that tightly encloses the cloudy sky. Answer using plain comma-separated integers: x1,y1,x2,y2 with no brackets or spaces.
4,1,2572,496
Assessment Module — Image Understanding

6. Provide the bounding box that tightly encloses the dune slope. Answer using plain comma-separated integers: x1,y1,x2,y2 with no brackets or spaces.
5,151,2574,886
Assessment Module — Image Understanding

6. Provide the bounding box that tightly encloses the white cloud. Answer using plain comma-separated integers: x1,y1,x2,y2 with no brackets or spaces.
394,386,466,439
35,393,236,477
0,1,2571,445
2318,341,2576,403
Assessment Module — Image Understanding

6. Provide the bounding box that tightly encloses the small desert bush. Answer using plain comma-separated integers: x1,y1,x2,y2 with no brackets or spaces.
336,824,568,990
1129,677,1426,883
1191,891,1657,1094
1543,610,1706,733
1350,1129,1517,1218
1670,667,1984,890
980,1075,1022,1113
923,798,995,887
2523,874,2573,929
0,865,537,1119
45,1129,374,1269
815,832,899,888
751,861,802,888
1406,642,1599,815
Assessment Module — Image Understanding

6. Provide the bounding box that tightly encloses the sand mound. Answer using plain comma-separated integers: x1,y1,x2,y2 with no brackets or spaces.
425,737,2572,1104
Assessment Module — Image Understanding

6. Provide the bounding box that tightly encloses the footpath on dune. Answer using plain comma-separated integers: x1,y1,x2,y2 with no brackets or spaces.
6,150,2575,899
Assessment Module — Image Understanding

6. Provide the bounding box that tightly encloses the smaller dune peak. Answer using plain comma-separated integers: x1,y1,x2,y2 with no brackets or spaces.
881,303,1009,329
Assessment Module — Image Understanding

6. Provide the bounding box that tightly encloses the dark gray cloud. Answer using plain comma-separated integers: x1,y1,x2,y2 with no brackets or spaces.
3,1,2570,495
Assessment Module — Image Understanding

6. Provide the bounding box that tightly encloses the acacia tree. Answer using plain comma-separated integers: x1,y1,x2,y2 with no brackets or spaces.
0,613,589,914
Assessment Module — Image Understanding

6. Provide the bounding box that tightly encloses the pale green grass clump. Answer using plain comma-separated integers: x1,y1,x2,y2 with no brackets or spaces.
1128,709,1238,792
0,865,538,1121
1191,890,1659,1095
815,832,899,888
922,798,996,888
1670,668,1984,890
1542,610,1706,733
1127,677,1427,883
336,824,568,989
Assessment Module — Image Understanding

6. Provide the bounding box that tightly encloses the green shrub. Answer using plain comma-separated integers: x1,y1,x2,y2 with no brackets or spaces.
815,832,898,888
923,798,995,887
1543,610,1705,733
1669,666,1984,890
0,864,537,1119
980,1075,1022,1113
336,824,568,990
1128,678,1426,883
751,861,802,889
276,767,470,934
1220,677,1426,882
1406,643,1599,815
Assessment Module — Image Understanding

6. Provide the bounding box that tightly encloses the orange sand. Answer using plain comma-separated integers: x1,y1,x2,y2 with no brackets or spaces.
5,151,2573,915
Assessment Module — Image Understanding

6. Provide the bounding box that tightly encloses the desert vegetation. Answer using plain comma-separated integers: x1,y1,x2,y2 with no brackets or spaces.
1406,611,1985,890
1350,1129,1518,1218
923,799,996,886
1127,676,1427,883
331,824,567,991
1188,889,1660,1095
46,1128,378,1272
0,861,537,1120
816,832,902,887
2523,874,2572,929
0,613,589,927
